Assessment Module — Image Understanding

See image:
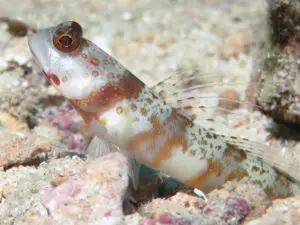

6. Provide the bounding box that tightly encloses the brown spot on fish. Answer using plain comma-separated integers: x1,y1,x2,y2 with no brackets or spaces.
91,58,99,65
131,103,137,111
225,167,249,182
151,135,188,168
127,115,165,154
114,88,121,98
206,132,212,139
223,144,247,162
184,158,223,189
127,130,160,155
202,138,208,146
149,115,166,135
264,187,289,200
127,113,189,170
191,114,197,120
103,59,109,65
70,101,98,126
184,106,193,110
146,98,153,104
108,73,115,79
73,75,144,116
174,112,191,132
141,107,148,116
92,71,99,77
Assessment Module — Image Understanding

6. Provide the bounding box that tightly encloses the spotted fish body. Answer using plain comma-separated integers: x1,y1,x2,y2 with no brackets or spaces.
28,21,300,199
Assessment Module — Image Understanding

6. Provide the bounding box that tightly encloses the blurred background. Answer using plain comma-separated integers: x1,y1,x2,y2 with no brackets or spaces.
0,0,268,86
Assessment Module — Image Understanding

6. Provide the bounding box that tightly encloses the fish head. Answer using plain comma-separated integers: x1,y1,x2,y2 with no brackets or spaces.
28,21,139,115
28,21,91,98
29,21,129,101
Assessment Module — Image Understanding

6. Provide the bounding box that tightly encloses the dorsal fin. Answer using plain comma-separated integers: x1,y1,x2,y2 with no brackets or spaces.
151,65,300,182
150,65,280,130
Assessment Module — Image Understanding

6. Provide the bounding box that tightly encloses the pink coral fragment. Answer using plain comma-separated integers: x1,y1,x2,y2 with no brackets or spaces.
104,210,112,217
156,213,191,225
41,102,89,152
43,178,81,210
139,219,156,225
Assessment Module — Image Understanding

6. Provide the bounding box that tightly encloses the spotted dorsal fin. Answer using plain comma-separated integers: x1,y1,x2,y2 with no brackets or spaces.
151,65,300,182
151,65,267,130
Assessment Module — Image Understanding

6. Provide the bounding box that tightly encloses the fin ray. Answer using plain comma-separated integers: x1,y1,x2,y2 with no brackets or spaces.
220,134,300,182
151,65,300,182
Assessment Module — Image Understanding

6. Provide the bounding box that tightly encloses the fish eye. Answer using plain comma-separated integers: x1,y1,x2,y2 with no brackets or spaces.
59,35,73,46
53,21,82,53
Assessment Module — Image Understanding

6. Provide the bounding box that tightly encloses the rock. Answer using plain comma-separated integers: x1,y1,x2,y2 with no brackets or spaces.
194,196,250,225
0,17,35,37
218,87,241,113
245,195,300,225
0,155,85,224
122,11,133,21
124,213,148,225
154,213,192,225
0,81,45,119
268,0,300,47
138,194,204,218
33,124,62,142
139,192,249,225
220,29,252,58
254,0,300,125
209,182,269,222
255,46,300,125
40,102,91,152
169,192,206,214
0,131,51,169
0,111,29,131
43,152,132,225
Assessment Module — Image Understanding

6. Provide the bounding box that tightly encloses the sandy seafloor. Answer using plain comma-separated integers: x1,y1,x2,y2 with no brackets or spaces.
1,0,300,224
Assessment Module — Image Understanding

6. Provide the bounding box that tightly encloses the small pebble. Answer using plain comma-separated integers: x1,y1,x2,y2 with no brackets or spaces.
220,29,252,58
218,87,241,112
123,12,133,21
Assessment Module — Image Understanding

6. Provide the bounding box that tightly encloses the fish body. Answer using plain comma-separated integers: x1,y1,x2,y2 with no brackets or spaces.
28,21,300,199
